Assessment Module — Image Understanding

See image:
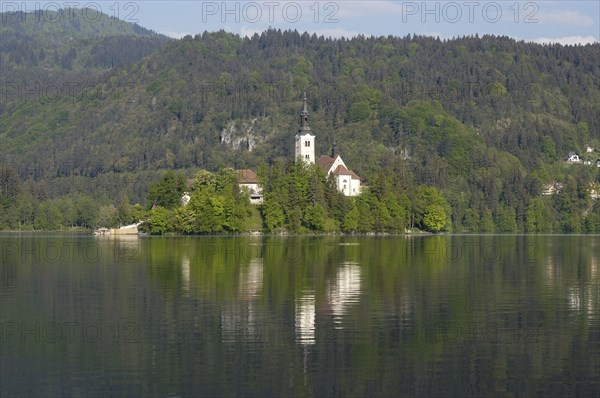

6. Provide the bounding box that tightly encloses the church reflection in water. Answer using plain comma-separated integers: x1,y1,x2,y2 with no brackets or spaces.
327,262,362,330
181,255,190,293
296,292,316,345
220,258,264,343
215,249,363,345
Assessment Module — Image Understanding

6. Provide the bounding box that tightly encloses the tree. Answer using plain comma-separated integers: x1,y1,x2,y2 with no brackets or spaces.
0,165,20,199
413,185,450,232
97,204,118,228
116,195,133,226
173,206,195,234
423,204,447,233
525,198,552,232
356,193,375,232
496,205,517,232
33,201,63,230
373,200,391,232
262,193,285,231
480,208,495,232
348,101,370,122
147,171,186,209
385,193,410,232
463,208,480,232
303,204,326,231
342,201,359,232
74,194,99,228
144,206,171,235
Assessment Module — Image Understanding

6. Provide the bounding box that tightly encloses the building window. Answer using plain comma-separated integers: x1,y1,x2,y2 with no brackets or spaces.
343,185,346,191
305,141,310,147
305,154,309,160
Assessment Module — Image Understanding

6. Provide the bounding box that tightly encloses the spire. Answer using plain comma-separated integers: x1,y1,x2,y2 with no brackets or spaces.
332,134,337,157
302,92,309,114
299,92,310,132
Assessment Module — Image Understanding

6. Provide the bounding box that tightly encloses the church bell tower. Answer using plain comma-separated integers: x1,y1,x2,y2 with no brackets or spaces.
295,93,315,164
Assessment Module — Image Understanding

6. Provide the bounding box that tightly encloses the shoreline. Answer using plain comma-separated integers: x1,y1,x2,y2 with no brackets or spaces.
1,230,598,237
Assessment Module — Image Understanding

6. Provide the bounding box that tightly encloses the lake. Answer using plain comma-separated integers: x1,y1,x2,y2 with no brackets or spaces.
1,234,598,397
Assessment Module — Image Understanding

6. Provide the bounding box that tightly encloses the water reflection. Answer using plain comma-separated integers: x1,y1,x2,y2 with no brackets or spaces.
181,255,190,292
240,258,263,299
295,293,316,345
543,254,559,285
328,262,362,329
3,235,599,398
567,285,598,321
591,246,598,280
221,257,264,343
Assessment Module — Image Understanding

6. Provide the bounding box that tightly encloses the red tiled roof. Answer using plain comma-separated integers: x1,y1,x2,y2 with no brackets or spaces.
237,169,259,184
333,165,360,180
332,165,361,180
348,169,361,180
317,155,361,180
316,155,336,173
332,164,350,176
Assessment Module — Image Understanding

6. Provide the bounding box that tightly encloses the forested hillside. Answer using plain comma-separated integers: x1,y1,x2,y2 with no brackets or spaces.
0,9,170,115
1,11,599,232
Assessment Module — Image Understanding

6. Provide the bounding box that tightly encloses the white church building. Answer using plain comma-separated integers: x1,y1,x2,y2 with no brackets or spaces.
295,95,361,196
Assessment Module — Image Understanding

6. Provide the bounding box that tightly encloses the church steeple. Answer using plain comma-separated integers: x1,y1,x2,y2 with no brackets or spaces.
299,92,311,132
295,92,315,164
332,134,338,157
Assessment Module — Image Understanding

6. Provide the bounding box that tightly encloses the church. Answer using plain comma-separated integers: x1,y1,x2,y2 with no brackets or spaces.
295,95,361,196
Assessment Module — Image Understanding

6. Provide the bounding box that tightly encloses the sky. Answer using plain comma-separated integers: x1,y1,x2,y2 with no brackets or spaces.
7,1,600,44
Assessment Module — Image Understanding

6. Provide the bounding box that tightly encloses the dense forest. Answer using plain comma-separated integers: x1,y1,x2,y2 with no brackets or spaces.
0,9,599,233
0,9,170,115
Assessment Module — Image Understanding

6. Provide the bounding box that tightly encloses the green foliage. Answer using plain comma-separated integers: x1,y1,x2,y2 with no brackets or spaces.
0,24,599,233
147,171,186,209
0,165,20,199
304,204,326,232
423,204,448,233
261,161,328,232
413,186,450,232
480,209,495,232
144,169,252,234
541,136,557,160
348,102,371,122
496,205,517,232
356,193,375,232
342,202,359,232
262,193,285,231
488,82,507,98
525,198,553,232
144,206,171,235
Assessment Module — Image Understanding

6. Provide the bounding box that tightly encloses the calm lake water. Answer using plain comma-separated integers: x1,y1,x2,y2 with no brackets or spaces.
1,234,598,397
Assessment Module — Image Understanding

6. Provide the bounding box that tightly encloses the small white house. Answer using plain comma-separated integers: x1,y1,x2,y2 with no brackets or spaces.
589,183,600,200
586,146,594,153
565,152,582,163
237,169,263,204
541,182,563,196
181,192,191,206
